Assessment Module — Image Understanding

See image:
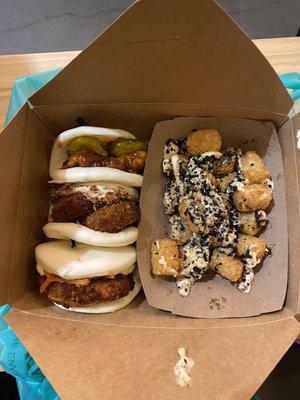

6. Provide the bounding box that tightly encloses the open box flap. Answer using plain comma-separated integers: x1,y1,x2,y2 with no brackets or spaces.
6,306,300,400
278,113,300,316
32,103,288,133
29,0,292,116
0,105,29,305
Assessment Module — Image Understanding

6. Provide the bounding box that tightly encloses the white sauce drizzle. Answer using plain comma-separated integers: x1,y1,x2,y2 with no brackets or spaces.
169,214,190,242
163,139,181,176
176,234,210,296
237,267,255,294
162,159,173,176
256,210,268,225
173,347,195,387
164,140,180,159
264,178,274,192
164,180,180,215
171,155,188,196
237,246,260,293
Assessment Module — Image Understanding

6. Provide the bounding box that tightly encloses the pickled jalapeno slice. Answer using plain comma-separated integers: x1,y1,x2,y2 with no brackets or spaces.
67,136,108,156
108,138,148,157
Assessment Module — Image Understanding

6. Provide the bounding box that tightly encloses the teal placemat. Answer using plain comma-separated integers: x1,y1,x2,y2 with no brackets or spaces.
280,72,300,102
4,70,300,127
0,305,59,400
4,68,61,126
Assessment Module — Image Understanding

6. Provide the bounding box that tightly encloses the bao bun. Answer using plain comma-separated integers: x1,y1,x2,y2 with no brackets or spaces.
43,223,138,247
49,126,143,187
36,240,136,280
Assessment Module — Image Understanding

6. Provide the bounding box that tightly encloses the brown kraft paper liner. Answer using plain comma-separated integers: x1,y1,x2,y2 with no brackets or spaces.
137,116,288,318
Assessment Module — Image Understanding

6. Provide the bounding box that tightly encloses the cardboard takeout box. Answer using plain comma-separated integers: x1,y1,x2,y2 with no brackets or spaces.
0,0,299,399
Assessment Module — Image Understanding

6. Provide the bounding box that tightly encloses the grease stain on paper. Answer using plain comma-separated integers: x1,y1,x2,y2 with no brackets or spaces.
208,297,227,310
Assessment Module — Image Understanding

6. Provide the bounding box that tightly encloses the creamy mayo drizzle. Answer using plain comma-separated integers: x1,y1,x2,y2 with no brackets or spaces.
163,139,183,176
164,180,180,215
169,214,190,242
176,234,210,296
264,178,274,192
256,210,268,227
238,246,261,293
171,155,188,196
237,267,255,294
173,347,195,387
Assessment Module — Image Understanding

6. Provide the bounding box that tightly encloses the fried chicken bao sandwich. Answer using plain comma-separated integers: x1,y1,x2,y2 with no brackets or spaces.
36,241,141,313
43,182,140,246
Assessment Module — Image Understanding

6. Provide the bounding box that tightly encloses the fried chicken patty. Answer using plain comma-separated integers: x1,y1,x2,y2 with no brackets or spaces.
41,273,135,308
62,150,146,174
51,193,94,223
51,183,133,207
84,200,139,233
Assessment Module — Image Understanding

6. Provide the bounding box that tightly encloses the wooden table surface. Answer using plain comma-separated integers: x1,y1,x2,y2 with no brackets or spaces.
0,37,300,126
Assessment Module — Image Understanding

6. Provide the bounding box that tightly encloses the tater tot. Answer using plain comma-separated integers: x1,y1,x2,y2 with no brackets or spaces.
240,151,271,184
212,149,236,177
218,173,237,193
238,211,268,236
210,250,243,282
151,238,181,277
236,234,266,267
186,129,222,155
233,184,272,212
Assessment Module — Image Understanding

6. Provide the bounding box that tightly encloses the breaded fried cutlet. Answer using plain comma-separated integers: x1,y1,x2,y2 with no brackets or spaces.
84,200,139,233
